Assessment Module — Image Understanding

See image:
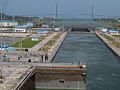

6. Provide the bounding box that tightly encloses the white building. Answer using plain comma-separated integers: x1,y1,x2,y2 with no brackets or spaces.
108,30,120,35
55,27,60,31
0,20,18,27
27,22,34,27
41,23,49,28
15,25,32,32
37,29,49,36
96,27,108,32
101,28,108,32
31,34,39,41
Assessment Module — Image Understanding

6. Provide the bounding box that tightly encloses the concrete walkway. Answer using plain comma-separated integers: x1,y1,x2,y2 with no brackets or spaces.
95,31,120,58
29,32,57,51
105,33,120,42
46,32,67,63
0,32,67,63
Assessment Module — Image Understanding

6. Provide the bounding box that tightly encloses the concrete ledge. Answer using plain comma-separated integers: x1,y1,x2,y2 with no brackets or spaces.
95,31,120,60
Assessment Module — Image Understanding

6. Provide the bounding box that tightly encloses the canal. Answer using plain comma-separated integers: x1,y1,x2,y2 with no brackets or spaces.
53,33,120,90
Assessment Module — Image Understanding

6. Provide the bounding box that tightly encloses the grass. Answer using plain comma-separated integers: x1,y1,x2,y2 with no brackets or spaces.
40,46,49,51
11,37,42,48
47,40,54,46
102,34,114,41
102,34,120,48
112,41,120,48
113,35,120,37
39,33,62,51
39,40,55,51
54,33,61,39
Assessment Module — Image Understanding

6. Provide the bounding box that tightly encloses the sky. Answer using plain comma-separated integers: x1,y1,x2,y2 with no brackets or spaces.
0,0,120,18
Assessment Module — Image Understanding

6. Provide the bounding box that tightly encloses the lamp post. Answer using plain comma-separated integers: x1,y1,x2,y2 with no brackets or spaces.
29,16,31,34
0,8,3,51
91,4,94,22
115,18,118,29
0,67,2,79
12,16,15,43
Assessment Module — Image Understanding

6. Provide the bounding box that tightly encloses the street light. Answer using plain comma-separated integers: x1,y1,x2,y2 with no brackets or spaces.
0,67,2,79
0,8,3,52
12,16,15,43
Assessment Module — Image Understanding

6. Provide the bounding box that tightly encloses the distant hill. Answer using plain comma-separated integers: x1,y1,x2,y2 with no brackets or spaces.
1,13,12,20
0,13,36,24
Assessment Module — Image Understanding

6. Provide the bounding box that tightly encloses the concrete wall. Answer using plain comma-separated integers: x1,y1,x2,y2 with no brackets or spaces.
35,67,86,82
19,74,35,90
2,33,29,37
15,65,86,90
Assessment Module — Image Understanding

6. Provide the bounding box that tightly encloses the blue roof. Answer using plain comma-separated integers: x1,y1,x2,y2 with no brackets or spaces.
5,47,16,51
108,29,119,33
96,27,107,29
42,22,49,25
15,24,32,27
0,45,9,48
1,20,17,22
37,29,49,33
31,34,39,38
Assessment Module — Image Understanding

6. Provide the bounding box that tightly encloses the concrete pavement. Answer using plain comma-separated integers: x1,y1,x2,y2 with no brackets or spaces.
29,32,57,51
95,31,120,59
47,32,67,62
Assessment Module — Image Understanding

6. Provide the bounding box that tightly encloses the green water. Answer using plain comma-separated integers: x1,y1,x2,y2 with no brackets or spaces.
36,19,120,90
53,34,120,90
36,88,76,90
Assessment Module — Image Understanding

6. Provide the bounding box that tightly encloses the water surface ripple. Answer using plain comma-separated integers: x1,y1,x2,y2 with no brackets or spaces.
53,34,120,90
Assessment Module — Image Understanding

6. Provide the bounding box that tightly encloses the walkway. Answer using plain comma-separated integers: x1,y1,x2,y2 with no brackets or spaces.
95,31,120,58
46,32,67,62
105,33,120,42
29,32,57,51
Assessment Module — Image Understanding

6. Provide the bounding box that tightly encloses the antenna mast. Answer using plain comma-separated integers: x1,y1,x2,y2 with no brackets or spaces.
56,4,58,19
0,8,2,51
91,4,94,21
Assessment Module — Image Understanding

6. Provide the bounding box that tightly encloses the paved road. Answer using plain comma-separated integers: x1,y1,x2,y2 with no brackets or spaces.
47,32,67,62
29,32,57,51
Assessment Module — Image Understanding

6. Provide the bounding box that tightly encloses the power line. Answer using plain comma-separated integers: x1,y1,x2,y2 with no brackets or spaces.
91,4,94,21
0,8,3,51
56,4,58,19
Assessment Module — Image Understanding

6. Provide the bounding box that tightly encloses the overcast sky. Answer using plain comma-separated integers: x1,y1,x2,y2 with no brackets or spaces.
0,0,120,18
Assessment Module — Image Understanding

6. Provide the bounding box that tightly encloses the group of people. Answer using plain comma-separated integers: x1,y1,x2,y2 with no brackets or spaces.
17,52,49,63
41,54,48,62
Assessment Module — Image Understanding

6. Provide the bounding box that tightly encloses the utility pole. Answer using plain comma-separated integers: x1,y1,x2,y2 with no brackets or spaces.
55,4,58,28
56,4,58,19
45,5,67,28
28,16,31,34
37,17,39,29
0,8,3,51
0,67,2,79
91,4,94,22
12,16,15,42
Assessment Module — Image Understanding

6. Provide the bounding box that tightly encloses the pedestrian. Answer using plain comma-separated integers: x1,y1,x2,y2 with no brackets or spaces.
45,54,48,60
41,54,43,61
18,56,20,60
